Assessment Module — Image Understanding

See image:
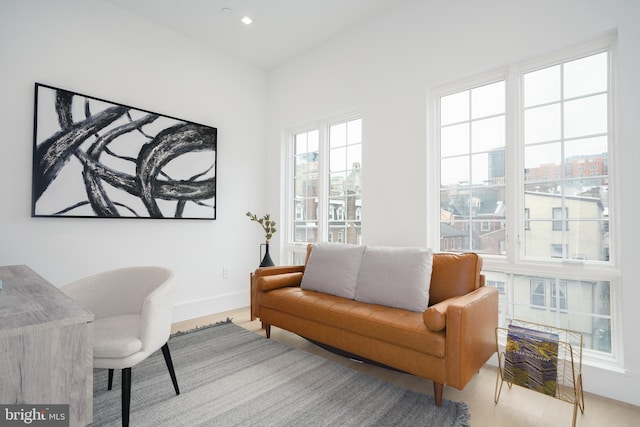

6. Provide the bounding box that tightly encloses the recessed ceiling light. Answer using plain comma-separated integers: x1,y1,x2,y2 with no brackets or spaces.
241,16,253,25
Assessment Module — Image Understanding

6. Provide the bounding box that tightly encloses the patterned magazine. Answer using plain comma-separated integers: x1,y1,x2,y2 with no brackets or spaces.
504,324,559,396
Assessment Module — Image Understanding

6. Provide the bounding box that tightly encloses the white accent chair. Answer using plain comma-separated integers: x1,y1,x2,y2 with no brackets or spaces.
61,266,180,427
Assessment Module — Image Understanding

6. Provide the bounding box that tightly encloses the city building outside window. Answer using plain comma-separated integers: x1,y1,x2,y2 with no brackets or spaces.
530,280,546,307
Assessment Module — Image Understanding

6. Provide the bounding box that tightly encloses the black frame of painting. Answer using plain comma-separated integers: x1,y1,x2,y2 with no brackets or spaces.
32,83,217,220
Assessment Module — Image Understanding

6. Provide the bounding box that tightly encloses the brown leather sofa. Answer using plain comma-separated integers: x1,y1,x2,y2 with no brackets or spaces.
251,246,498,406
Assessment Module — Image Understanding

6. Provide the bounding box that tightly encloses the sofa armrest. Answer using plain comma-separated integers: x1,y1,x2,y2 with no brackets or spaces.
423,274,486,331
444,286,498,390
251,266,305,320
255,266,305,291
258,272,303,291
423,299,453,332
254,265,305,277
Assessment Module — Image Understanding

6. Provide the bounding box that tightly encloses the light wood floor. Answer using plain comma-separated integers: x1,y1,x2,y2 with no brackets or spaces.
172,307,640,427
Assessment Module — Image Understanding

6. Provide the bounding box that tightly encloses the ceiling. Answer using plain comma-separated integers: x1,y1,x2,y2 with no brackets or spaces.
104,0,407,70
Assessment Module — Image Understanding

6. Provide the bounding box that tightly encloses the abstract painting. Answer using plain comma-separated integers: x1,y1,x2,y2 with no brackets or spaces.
32,83,217,219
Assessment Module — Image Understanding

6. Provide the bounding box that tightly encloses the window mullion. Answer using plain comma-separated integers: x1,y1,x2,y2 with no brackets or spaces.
317,126,329,242
506,64,521,265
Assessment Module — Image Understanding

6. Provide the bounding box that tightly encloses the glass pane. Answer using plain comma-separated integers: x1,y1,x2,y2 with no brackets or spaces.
347,169,362,195
565,179,608,204
294,224,317,243
524,183,562,212
524,180,561,198
524,142,561,175
564,94,608,138
308,130,319,152
441,91,469,125
566,197,604,220
294,178,305,198
329,147,346,172
523,226,557,258
328,198,344,221
345,223,361,245
472,116,505,152
439,222,469,252
441,123,469,157
565,220,608,261
346,145,362,172
295,133,307,154
483,271,510,326
522,199,607,261
294,154,308,175
346,195,360,220
330,122,346,148
475,220,506,255
441,156,470,187
565,136,608,161
292,251,307,265
471,81,505,119
524,103,561,144
299,175,318,198
564,52,608,99
302,197,318,221
471,153,489,185
328,225,346,243
510,275,611,352
524,65,561,107
296,131,319,154
347,119,362,144
440,188,470,216
329,172,346,196
300,152,319,174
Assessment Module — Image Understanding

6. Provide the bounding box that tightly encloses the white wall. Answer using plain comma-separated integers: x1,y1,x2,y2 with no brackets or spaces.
0,0,268,322
266,0,640,406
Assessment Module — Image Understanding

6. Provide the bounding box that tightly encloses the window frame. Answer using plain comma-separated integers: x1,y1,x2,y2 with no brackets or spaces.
552,207,568,231
283,111,362,264
427,33,622,368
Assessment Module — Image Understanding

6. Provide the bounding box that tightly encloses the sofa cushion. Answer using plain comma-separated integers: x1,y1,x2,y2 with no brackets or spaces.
355,246,433,312
429,252,483,305
300,242,365,299
260,287,446,358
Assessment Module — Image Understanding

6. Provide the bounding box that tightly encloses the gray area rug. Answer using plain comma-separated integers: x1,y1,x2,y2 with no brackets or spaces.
91,321,470,426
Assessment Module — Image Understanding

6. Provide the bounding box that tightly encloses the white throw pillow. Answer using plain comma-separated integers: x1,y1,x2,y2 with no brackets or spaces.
355,246,433,312
300,242,365,299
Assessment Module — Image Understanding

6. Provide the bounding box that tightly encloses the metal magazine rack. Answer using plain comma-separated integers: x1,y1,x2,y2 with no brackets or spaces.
495,319,585,427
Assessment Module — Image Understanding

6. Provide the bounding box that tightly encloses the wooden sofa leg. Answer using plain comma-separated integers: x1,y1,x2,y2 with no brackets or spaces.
265,324,271,339
433,382,443,406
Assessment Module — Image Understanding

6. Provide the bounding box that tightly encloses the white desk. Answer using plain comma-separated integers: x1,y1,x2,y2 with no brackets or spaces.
0,265,94,427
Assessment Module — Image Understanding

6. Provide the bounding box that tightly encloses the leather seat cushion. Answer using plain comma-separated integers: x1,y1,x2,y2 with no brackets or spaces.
260,287,446,357
93,314,143,359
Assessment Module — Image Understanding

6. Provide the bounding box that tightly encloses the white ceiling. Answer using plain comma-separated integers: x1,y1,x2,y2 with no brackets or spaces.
104,0,407,70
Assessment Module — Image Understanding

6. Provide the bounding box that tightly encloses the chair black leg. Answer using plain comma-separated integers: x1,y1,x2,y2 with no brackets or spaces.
161,343,180,395
121,368,131,427
108,369,114,390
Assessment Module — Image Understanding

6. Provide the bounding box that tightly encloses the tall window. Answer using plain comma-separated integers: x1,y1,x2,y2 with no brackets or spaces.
523,51,609,262
440,81,506,254
286,115,362,263
432,35,618,360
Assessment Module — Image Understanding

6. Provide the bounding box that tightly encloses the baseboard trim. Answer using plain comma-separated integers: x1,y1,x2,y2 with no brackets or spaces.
172,291,248,323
